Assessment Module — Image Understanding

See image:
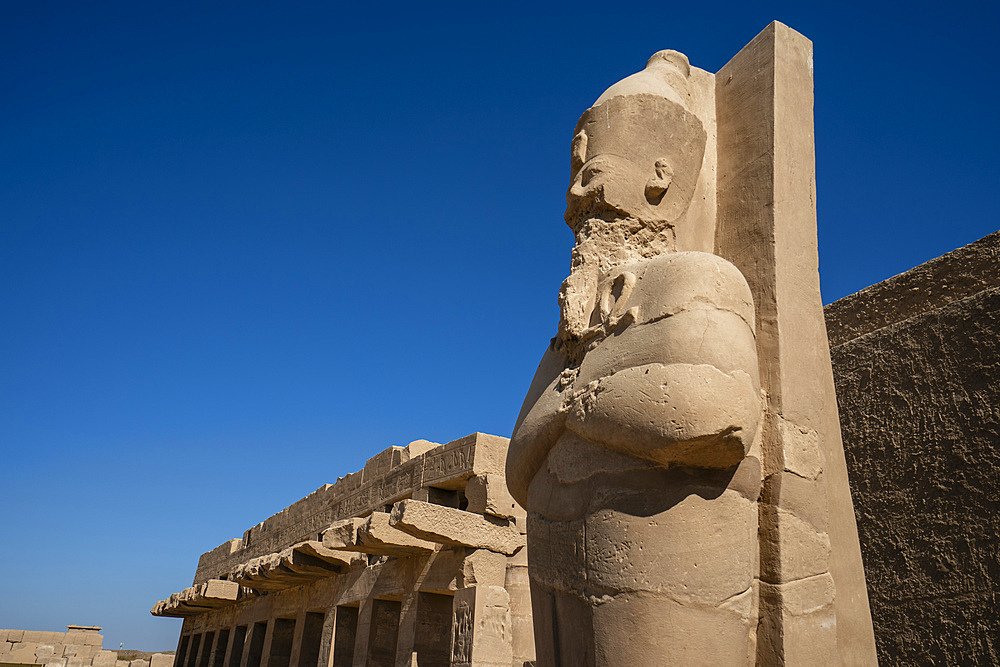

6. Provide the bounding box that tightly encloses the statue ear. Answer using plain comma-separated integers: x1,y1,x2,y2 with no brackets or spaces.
645,159,673,203
571,130,588,175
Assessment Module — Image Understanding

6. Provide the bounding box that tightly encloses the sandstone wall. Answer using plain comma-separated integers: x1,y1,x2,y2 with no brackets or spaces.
155,432,533,667
827,231,1000,665
0,628,172,667
193,434,507,585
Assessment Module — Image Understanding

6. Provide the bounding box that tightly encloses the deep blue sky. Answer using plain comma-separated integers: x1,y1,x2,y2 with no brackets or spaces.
2,0,997,651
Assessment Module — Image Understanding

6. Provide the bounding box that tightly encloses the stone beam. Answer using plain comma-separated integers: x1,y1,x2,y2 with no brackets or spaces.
388,500,524,556
322,513,438,557
150,579,249,617
229,542,358,592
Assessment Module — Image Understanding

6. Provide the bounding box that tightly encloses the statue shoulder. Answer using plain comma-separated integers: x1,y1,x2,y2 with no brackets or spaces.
629,251,755,327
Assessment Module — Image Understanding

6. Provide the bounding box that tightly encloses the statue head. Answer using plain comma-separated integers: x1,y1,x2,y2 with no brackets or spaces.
565,51,707,237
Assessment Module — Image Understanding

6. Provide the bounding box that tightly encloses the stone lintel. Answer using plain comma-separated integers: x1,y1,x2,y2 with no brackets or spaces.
292,540,365,568
389,500,524,556
227,540,360,593
322,513,438,557
150,579,248,617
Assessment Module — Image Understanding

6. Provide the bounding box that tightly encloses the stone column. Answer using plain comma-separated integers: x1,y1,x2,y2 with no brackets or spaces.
393,577,420,667
286,611,307,667
319,609,337,667
715,20,878,665
505,549,534,667
351,599,374,667
258,621,275,667
450,586,513,667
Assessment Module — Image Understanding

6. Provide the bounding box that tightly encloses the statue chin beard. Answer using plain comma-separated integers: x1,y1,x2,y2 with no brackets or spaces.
557,214,676,359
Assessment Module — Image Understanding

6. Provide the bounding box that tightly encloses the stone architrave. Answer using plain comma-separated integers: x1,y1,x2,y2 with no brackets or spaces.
506,22,876,666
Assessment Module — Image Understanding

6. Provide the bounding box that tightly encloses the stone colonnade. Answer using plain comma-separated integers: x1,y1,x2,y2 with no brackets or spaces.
153,434,534,667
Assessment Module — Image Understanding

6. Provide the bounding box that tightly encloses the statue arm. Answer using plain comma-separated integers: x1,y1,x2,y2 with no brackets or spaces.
506,344,571,507
565,259,762,469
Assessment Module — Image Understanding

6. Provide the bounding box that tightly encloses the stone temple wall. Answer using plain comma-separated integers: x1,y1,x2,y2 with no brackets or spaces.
0,627,172,667
826,230,1000,665
153,433,534,667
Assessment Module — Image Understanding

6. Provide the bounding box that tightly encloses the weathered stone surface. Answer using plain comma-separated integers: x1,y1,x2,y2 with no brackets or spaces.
8,643,40,663
825,230,1000,347
828,231,1000,666
758,575,837,666
291,540,363,568
192,432,510,583
64,631,102,648
318,517,360,550
151,578,255,617
715,21,878,664
92,650,118,667
389,500,523,555
465,474,522,520
321,513,437,557
156,430,530,664
36,645,57,660
507,21,874,666
508,36,757,667
458,549,507,589
452,586,512,667
149,654,173,667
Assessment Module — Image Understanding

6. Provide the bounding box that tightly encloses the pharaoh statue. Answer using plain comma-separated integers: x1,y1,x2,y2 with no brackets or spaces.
507,23,880,666
506,49,764,665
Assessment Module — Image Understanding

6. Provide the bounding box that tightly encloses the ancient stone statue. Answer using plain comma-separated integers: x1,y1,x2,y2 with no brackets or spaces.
507,49,763,665
507,23,878,666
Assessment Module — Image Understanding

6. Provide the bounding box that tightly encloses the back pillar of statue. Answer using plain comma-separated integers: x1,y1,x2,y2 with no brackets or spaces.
715,21,878,665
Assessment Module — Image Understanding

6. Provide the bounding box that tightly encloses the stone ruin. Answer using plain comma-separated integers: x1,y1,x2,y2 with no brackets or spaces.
507,21,875,666
152,433,534,667
0,627,172,667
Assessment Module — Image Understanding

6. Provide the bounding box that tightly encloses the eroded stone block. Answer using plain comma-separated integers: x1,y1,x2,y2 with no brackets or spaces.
464,474,523,520
8,642,40,663
389,500,524,555
459,549,507,588
202,578,239,600
759,506,832,583
321,511,439,557
92,650,118,667
452,586,513,667
36,644,58,660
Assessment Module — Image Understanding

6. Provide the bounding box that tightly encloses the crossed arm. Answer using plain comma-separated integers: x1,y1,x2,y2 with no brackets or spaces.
506,251,761,507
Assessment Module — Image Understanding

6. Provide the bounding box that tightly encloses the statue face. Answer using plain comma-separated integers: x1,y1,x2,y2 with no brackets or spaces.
565,154,657,230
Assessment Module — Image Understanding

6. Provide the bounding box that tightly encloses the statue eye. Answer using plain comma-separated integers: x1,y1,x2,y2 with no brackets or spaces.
581,164,604,186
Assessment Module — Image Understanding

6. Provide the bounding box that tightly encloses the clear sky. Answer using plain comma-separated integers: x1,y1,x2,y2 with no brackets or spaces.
1,0,997,652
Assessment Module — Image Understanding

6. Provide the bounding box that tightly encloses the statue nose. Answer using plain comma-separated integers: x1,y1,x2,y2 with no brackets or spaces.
567,177,602,205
